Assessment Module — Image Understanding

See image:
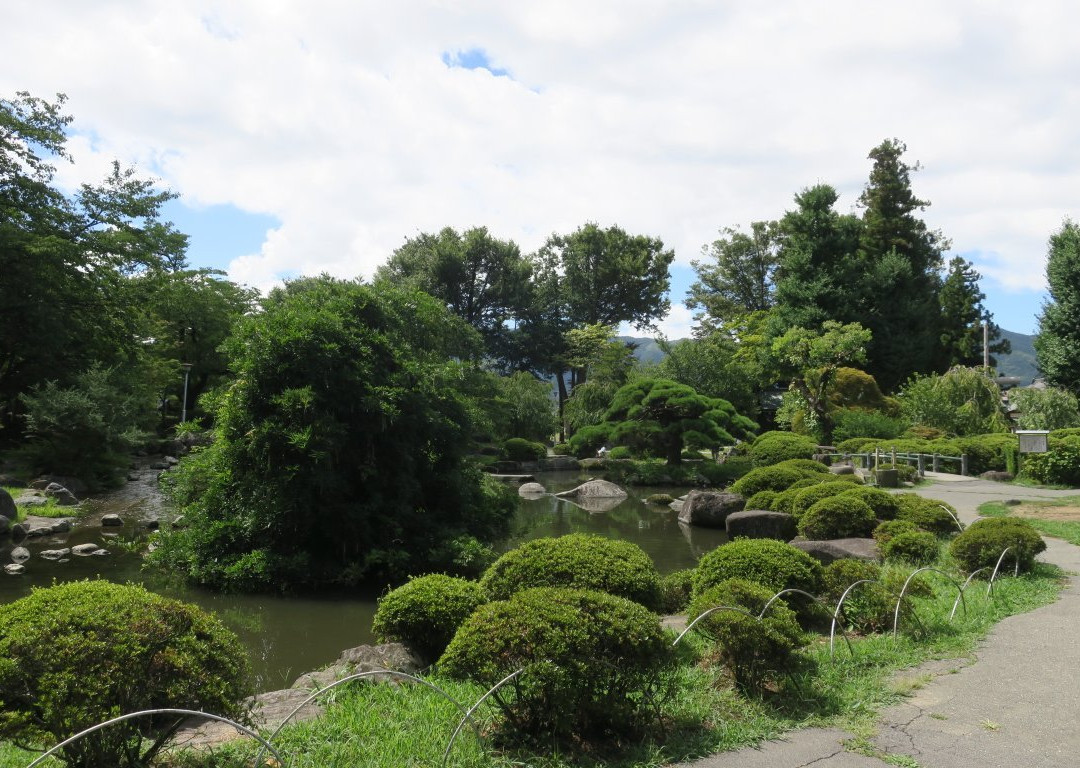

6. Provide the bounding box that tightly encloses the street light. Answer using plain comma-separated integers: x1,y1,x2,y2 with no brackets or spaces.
180,363,193,423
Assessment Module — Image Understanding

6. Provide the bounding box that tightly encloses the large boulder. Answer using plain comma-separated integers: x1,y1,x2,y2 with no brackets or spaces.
725,510,797,541
0,515,9,536
790,538,880,565
555,479,627,500
0,488,16,521
677,490,745,529
518,482,547,496
44,483,78,506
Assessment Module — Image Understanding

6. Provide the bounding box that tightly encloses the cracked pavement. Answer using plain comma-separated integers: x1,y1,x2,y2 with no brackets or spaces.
671,478,1080,768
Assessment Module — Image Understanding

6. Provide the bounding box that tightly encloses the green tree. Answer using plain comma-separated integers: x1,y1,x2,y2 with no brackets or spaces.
1008,386,1080,430
688,221,780,332
770,185,864,333
653,331,761,418
487,371,558,443
1035,219,1080,392
573,378,756,465
375,226,533,368
936,256,1009,370
771,321,873,445
153,276,516,591
856,139,947,390
899,366,1008,436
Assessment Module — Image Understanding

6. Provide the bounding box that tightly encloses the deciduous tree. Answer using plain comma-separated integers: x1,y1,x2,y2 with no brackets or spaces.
1035,219,1080,393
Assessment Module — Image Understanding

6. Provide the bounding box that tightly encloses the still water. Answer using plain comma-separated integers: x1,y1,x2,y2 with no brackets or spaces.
0,471,726,691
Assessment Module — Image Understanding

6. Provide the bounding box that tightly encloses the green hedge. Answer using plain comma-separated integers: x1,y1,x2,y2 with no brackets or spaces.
798,495,877,540
748,431,818,467
895,494,962,536
950,518,1047,573
372,574,487,663
438,587,673,740
694,538,823,598
480,534,662,610
882,530,940,566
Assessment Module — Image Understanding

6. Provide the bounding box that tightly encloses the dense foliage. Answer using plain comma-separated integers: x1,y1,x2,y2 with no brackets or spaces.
797,495,877,540
372,574,488,663
0,581,251,767
438,587,674,742
480,534,663,610
1035,219,1080,393
693,538,824,598
153,277,516,590
950,518,1047,573
747,431,818,466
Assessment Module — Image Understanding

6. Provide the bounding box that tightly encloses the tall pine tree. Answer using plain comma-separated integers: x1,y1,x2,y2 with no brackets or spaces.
856,139,946,391
1035,219,1080,392
936,256,1009,370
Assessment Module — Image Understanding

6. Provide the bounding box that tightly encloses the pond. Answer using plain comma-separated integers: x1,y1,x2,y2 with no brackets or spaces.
0,470,726,692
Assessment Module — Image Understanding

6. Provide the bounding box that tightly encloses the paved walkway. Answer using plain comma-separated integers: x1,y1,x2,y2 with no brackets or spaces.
675,477,1080,768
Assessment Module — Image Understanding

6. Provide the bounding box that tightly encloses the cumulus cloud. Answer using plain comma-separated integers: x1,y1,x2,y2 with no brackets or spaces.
4,1,1078,333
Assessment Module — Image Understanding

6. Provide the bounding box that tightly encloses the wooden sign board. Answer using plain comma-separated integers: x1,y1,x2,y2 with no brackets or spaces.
1016,431,1049,454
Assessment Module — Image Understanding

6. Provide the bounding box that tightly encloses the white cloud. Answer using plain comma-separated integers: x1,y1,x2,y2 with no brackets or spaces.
5,1,1079,334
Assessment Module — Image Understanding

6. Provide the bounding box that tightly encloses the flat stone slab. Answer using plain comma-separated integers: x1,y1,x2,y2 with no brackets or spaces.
790,538,879,564
725,510,797,541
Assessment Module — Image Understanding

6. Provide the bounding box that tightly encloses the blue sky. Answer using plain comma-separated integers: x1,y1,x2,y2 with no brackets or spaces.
6,1,1073,338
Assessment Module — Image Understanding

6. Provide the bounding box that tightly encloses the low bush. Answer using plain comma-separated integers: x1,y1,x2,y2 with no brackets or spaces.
501,437,547,462
693,538,823,598
438,587,674,741
371,574,488,663
771,486,803,515
480,534,663,610
0,581,251,768
822,560,892,634
836,437,878,454
832,408,908,443
771,458,831,475
895,494,962,536
875,462,919,483
841,485,901,520
748,431,818,467
686,578,807,692
950,518,1047,574
730,465,813,497
873,519,920,546
1021,444,1080,486
658,568,695,613
745,490,779,510
608,445,635,460
882,531,940,566
551,442,572,456
798,495,877,540
790,481,863,519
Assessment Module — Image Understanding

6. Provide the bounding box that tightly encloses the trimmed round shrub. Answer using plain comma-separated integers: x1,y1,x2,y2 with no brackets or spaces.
771,486,802,515
841,485,901,520
730,466,810,497
873,519,920,546
551,442,572,456
501,437,547,462
748,431,818,467
790,481,864,519
480,534,662,610
0,581,251,768
771,458,831,475
745,490,779,510
822,559,893,634
895,494,962,536
659,568,695,613
798,496,877,540
693,538,823,598
608,445,634,460
438,587,673,740
882,530,940,565
950,518,1047,574
372,574,487,663
686,578,806,692
836,437,878,454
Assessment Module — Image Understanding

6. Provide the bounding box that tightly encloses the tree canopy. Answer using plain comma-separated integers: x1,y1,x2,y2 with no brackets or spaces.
1035,219,1080,393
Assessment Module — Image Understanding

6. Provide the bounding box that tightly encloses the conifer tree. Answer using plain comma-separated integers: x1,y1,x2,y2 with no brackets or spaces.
1035,219,1080,392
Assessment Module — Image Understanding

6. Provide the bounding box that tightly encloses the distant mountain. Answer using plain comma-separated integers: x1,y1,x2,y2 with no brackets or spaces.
995,329,1039,384
621,330,1042,385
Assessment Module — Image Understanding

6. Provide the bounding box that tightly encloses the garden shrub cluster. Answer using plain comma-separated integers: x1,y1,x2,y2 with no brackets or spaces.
882,530,940,566
798,495,877,540
501,437,547,462
821,560,892,634
747,431,818,467
480,533,663,610
693,538,823,598
438,587,674,741
372,574,488,663
950,518,1047,573
895,494,962,535
686,579,806,691
0,581,251,768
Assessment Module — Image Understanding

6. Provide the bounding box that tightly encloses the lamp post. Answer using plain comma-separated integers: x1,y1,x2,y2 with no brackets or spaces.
180,363,193,423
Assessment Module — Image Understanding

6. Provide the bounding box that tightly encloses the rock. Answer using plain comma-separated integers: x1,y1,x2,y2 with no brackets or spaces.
101,514,124,527
555,479,628,500
13,493,47,508
0,488,16,520
44,482,78,506
677,490,745,528
164,455,180,467
30,476,87,495
92,548,109,556
829,463,855,475
149,461,168,470
127,473,140,482
145,519,160,530
4,563,25,575
725,510,797,541
10,524,26,542
11,546,31,563
518,482,547,496
980,470,1014,482
40,548,71,560
52,519,72,533
540,456,580,471
0,515,9,536
292,643,422,691
251,687,325,728
558,495,625,513
668,499,684,513
790,538,880,565
72,543,100,556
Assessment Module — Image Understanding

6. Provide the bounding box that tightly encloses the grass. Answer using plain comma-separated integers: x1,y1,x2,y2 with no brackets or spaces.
979,497,1080,545
2,486,76,521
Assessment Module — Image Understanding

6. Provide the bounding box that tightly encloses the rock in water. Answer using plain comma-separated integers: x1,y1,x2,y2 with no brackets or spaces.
554,479,628,500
